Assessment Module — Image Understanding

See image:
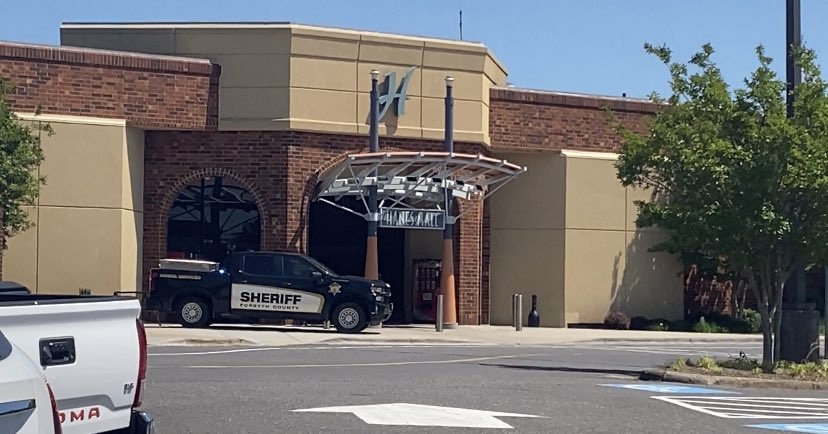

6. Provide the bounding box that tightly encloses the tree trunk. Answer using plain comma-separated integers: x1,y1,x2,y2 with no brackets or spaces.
746,267,774,371
772,265,788,365
773,305,783,363
760,309,774,372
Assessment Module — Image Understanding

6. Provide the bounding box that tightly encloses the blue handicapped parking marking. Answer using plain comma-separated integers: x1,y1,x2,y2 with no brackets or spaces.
599,383,739,394
748,424,828,433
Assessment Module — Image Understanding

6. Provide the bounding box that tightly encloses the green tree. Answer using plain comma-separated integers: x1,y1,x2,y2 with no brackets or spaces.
0,78,50,247
615,43,828,371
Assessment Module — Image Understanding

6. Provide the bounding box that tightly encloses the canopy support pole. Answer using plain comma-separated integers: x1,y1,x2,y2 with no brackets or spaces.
440,77,458,329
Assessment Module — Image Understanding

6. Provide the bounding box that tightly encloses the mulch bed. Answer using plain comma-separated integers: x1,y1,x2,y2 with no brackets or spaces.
672,365,827,383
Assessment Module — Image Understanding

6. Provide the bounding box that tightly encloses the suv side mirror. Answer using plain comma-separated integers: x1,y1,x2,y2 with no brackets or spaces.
311,270,324,283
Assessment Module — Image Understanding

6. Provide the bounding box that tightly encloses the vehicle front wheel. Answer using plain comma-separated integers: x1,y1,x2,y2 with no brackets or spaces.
176,296,212,328
331,302,368,333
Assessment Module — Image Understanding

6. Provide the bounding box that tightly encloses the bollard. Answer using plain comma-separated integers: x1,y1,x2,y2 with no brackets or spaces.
436,294,444,333
528,294,540,327
516,294,523,331
511,294,516,328
323,320,330,331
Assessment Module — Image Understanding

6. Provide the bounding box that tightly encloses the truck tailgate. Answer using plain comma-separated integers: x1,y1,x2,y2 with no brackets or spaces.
0,297,142,434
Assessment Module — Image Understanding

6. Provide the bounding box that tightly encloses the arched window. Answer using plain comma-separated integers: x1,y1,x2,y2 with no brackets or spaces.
166,176,261,264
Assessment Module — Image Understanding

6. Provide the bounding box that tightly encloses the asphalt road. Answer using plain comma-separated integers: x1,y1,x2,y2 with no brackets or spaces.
144,341,827,433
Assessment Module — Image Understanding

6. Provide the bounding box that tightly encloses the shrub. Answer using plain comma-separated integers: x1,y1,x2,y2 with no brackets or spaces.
630,316,672,331
629,316,650,330
738,309,762,334
669,320,694,332
692,317,728,333
720,354,760,371
646,322,668,331
603,311,630,330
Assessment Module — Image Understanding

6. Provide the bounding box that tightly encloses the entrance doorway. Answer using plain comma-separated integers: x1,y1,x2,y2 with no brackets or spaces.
308,197,407,323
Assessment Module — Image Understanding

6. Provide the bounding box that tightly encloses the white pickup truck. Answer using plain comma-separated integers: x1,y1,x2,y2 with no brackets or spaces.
0,288,153,434
0,328,61,434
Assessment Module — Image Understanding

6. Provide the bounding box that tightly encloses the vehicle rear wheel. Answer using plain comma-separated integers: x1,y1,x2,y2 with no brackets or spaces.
331,302,368,333
176,296,212,328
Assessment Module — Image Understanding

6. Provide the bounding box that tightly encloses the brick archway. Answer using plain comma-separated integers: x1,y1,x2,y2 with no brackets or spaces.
143,168,269,287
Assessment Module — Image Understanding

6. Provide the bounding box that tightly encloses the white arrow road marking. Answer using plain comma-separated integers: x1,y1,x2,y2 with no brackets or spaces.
293,403,543,429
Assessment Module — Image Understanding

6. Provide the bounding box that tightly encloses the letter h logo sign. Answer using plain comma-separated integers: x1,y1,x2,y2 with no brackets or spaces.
378,66,416,120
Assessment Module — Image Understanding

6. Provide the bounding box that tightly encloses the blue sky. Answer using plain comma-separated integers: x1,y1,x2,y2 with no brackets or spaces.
1,0,826,98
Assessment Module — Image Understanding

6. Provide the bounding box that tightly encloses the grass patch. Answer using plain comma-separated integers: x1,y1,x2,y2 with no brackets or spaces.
694,355,723,373
777,361,828,381
670,354,828,382
670,357,688,370
629,310,764,334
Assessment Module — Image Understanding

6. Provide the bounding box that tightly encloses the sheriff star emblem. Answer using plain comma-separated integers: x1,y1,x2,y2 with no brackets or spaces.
328,282,342,296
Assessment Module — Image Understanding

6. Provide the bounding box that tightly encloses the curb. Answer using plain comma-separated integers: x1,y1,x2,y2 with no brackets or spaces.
318,338,477,345
147,337,480,347
640,369,828,391
151,338,257,346
589,337,763,344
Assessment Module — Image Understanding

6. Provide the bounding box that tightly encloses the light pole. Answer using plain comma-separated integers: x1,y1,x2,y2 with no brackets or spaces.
780,0,821,363
364,70,380,280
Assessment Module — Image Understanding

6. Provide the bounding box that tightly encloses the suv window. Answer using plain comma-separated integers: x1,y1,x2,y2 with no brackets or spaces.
242,255,282,276
284,256,318,279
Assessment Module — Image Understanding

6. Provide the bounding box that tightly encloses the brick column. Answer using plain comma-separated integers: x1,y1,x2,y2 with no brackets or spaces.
481,201,491,324
456,200,483,325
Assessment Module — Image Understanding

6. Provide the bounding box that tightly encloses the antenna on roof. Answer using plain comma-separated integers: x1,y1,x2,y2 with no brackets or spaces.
459,1,464,40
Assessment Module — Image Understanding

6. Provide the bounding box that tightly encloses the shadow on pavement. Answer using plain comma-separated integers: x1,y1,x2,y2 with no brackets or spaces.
481,363,642,378
208,324,383,335
145,323,384,335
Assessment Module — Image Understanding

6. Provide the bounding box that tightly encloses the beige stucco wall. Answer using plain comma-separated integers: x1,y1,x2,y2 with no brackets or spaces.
2,115,144,295
488,150,683,327
60,23,507,144
561,150,683,324
489,153,567,327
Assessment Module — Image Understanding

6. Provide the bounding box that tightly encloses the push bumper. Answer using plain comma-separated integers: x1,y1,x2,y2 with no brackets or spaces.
370,302,393,325
129,410,154,434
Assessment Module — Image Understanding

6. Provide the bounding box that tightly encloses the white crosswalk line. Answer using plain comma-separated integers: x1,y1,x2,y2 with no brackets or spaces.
653,396,828,419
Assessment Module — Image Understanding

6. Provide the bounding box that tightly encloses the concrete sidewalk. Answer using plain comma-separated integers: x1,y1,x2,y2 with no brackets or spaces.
145,323,765,347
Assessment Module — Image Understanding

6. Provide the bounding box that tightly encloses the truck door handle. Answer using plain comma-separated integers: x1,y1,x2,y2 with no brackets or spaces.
39,337,76,366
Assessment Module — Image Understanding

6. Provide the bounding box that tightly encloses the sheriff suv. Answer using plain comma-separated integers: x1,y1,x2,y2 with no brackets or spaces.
146,251,393,333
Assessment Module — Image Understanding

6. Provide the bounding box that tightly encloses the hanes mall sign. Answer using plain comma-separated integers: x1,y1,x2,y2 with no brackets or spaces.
379,207,445,230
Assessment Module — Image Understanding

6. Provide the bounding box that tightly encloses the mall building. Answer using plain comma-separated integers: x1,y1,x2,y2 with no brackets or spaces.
0,22,682,327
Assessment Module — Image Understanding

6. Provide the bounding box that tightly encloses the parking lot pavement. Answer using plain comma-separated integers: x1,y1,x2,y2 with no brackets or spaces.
142,341,823,433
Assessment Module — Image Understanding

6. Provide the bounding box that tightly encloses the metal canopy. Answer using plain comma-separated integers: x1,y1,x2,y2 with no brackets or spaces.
314,151,527,211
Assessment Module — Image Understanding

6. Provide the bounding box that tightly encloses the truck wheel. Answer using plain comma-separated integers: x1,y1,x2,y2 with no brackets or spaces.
176,296,212,328
331,302,368,333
